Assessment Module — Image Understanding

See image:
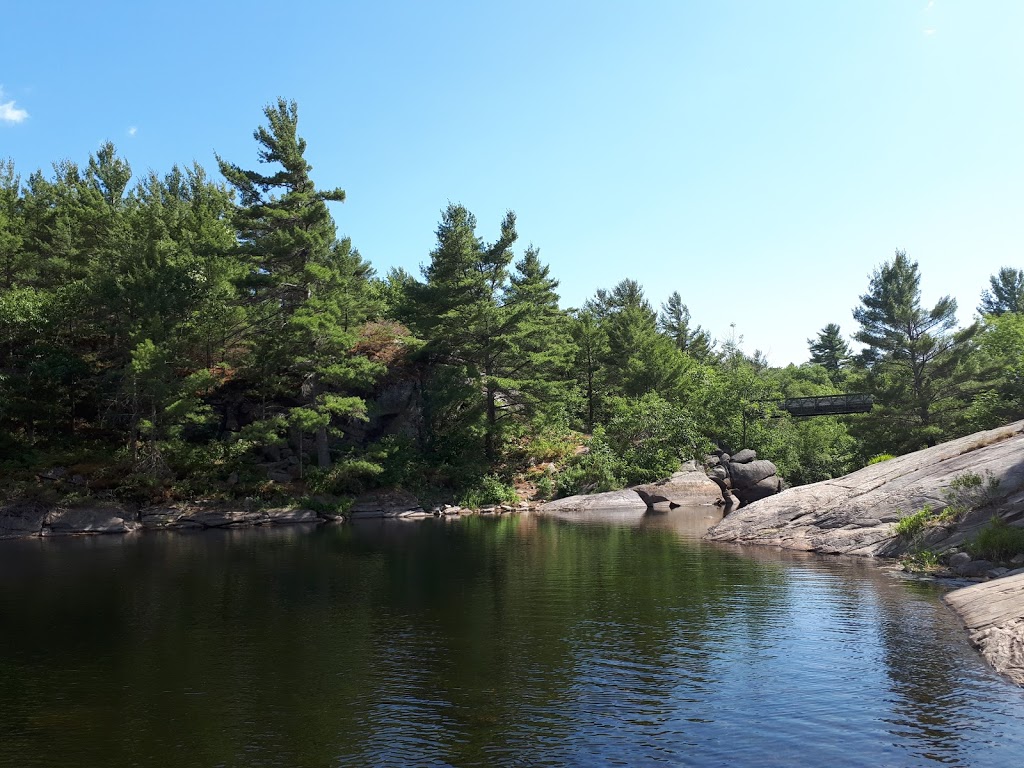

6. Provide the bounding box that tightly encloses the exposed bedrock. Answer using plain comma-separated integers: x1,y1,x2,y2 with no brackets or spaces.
705,420,1024,558
539,462,724,513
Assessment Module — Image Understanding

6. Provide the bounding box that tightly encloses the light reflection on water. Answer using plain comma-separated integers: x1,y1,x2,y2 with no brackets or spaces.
0,507,1021,767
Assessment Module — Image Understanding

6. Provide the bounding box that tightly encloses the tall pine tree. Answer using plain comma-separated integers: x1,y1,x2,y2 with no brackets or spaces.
853,250,980,451
218,99,377,469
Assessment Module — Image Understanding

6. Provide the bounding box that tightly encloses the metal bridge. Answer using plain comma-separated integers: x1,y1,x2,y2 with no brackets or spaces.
778,393,874,417
741,393,873,443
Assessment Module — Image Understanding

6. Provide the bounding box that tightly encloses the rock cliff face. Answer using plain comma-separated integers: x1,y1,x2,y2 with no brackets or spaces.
705,421,1024,557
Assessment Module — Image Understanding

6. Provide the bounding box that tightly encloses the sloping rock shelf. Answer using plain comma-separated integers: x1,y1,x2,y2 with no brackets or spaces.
945,573,1024,686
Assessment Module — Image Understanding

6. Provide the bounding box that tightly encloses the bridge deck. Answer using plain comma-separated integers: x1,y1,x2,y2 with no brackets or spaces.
779,394,874,417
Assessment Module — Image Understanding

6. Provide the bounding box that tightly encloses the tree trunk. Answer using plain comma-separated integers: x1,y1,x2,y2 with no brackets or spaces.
485,380,497,461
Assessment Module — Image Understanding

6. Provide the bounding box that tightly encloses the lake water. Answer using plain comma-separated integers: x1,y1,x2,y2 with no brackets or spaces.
1,508,1022,767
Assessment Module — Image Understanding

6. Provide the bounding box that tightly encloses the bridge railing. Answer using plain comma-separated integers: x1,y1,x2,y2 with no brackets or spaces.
779,393,874,417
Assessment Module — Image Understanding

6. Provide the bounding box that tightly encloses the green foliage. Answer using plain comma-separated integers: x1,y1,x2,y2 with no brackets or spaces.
604,394,708,485
969,517,1024,562
965,312,1024,429
978,267,1024,316
900,549,940,573
459,475,519,509
807,323,850,385
867,453,895,464
305,458,384,496
534,474,555,501
852,250,982,455
894,506,932,538
555,431,625,497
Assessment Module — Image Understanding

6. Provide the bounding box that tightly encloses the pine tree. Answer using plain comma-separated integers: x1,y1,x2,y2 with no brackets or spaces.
502,246,575,426
588,279,691,401
807,323,850,385
410,203,518,462
978,267,1024,316
570,308,609,433
217,100,376,469
658,291,714,362
853,250,980,451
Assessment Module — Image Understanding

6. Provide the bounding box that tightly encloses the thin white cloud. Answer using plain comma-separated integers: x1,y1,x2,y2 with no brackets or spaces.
927,0,935,8
128,126,138,137
0,87,28,124
924,28,937,36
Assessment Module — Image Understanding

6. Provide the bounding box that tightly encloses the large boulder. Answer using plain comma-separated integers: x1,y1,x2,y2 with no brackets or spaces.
349,489,424,519
539,489,648,513
540,464,724,514
704,449,783,506
729,449,757,464
42,505,140,536
634,465,725,508
727,460,778,490
0,502,48,539
706,421,1024,557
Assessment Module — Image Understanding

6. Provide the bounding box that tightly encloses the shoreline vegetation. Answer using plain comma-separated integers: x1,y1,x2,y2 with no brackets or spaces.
3,100,1024,683
4,100,1024,523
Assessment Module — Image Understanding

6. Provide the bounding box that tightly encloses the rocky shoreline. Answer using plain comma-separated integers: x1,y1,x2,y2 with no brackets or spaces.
705,420,1024,686
5,429,1024,687
0,493,541,540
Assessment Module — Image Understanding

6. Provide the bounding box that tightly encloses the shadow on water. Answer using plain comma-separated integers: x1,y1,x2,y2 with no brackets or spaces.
0,508,1021,767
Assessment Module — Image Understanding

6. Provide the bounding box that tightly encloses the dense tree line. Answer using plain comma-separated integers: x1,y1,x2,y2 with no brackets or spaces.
2,102,1023,506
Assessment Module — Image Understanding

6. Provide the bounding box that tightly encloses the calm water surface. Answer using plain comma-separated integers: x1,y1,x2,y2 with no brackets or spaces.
1,508,1022,767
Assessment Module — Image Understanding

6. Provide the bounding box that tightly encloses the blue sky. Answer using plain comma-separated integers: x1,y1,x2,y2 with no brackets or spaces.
3,1,1023,365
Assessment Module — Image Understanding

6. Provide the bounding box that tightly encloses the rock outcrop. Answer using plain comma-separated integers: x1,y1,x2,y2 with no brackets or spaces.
348,488,425,519
0,501,324,538
705,420,1024,557
42,505,141,536
0,502,49,539
539,463,724,514
945,572,1024,686
539,489,649,514
705,449,784,506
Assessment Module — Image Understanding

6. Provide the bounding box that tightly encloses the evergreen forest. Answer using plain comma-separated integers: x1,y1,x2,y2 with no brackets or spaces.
3,100,1024,510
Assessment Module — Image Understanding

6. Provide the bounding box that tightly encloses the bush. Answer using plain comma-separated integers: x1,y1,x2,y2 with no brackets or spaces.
459,475,519,509
603,394,709,486
894,506,932,538
555,431,624,497
969,517,1024,562
900,549,940,573
867,453,895,465
305,459,384,496
534,474,554,501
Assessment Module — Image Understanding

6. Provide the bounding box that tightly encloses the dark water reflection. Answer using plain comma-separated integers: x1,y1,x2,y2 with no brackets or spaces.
0,509,1022,767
